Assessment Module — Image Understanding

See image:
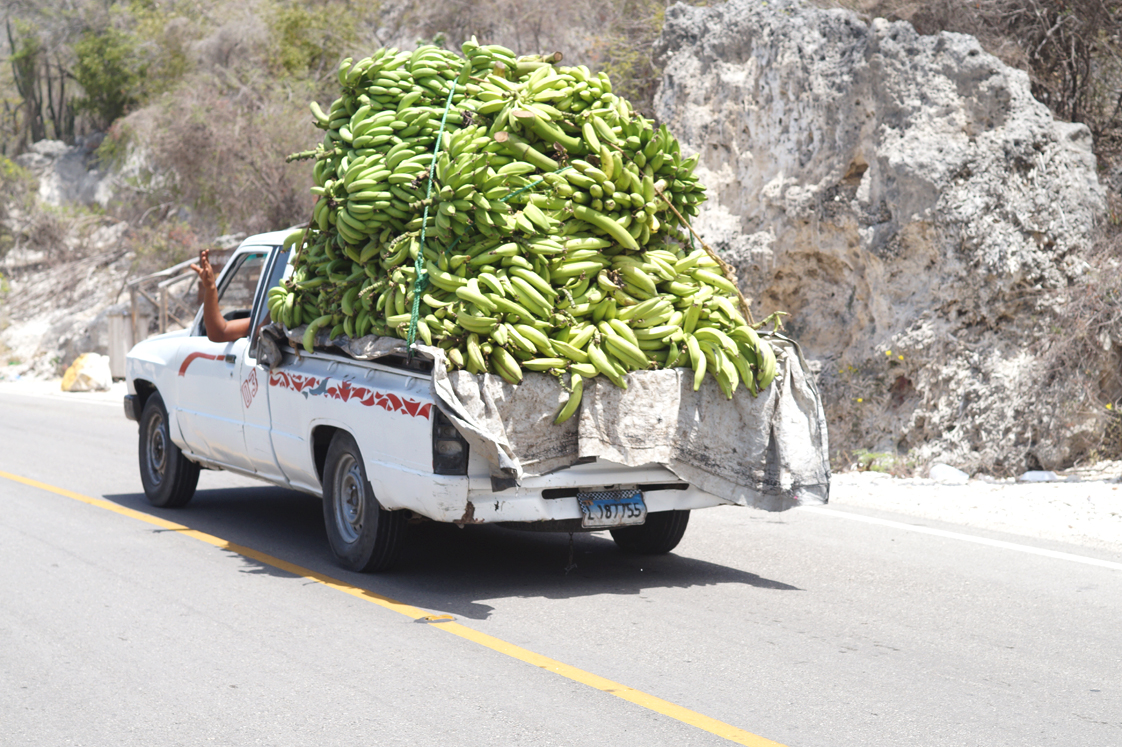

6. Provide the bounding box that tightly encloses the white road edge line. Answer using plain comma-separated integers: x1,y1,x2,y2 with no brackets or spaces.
800,505,1122,571
0,390,122,407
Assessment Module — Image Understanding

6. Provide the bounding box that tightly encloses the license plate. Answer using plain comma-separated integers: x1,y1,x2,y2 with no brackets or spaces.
576,490,647,529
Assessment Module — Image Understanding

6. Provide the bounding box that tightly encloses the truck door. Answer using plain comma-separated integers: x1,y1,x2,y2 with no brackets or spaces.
174,249,268,472
237,247,289,484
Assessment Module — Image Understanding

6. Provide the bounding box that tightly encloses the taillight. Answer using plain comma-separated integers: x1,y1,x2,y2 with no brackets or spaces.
432,408,469,475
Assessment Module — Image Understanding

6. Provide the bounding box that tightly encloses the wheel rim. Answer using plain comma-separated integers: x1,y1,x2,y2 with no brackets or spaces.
333,453,365,544
147,411,167,486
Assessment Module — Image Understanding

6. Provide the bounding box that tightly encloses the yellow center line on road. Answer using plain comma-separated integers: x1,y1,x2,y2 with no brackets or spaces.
2,469,786,747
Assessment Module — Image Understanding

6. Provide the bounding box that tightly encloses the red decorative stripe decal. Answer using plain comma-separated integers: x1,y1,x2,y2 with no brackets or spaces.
268,371,431,419
268,371,321,393
178,352,223,377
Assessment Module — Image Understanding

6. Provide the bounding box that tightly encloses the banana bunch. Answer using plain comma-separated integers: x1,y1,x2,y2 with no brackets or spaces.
277,40,779,425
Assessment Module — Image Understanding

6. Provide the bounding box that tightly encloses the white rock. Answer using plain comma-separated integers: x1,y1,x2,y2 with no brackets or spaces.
929,463,970,484
1019,470,1060,483
14,138,115,208
30,139,70,158
86,222,129,252
60,353,112,392
215,233,248,249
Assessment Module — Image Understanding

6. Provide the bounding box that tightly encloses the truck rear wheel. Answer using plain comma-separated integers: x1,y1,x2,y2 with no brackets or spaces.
323,431,408,572
610,510,690,554
138,392,200,508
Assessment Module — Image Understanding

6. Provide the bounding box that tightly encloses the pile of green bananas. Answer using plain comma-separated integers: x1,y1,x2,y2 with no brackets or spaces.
273,40,778,422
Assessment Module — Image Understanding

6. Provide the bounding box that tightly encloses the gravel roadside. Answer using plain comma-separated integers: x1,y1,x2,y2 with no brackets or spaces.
829,468,1122,555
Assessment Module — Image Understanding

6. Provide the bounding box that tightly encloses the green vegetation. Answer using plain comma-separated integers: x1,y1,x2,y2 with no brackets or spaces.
850,449,916,476
268,2,359,78
127,0,197,98
71,28,145,129
0,155,34,258
5,17,69,145
594,0,675,115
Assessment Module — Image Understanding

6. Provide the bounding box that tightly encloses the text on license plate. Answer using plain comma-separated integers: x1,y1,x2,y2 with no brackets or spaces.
577,490,647,529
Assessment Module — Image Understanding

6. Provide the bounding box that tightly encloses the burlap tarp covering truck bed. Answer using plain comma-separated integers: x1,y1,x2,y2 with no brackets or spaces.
269,328,830,511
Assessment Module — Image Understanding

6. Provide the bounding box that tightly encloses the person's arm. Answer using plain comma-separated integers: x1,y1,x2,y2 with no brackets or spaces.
190,249,251,343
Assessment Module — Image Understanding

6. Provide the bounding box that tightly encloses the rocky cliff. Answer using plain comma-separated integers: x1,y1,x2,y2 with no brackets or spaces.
15,138,115,208
654,0,1106,473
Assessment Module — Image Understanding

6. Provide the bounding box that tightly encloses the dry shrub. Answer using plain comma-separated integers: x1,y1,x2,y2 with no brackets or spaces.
401,0,683,115
123,219,204,277
0,154,109,269
2,202,90,268
190,12,269,73
404,0,588,59
140,71,316,237
1040,219,1122,457
0,155,36,259
24,206,75,261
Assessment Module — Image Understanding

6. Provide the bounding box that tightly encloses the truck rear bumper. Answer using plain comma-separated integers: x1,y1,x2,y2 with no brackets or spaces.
461,481,728,524
373,459,732,525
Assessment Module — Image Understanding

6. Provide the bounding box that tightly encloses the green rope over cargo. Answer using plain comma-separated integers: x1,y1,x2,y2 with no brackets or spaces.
407,93,565,351
407,75,461,350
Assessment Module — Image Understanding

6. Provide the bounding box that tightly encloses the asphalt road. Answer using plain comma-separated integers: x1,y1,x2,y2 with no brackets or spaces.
2,387,1120,746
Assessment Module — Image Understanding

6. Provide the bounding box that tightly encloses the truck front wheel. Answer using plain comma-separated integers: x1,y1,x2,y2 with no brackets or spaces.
323,431,408,572
138,392,200,508
610,510,690,554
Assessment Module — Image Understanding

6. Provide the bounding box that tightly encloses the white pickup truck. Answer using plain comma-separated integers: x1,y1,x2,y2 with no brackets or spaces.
124,231,765,572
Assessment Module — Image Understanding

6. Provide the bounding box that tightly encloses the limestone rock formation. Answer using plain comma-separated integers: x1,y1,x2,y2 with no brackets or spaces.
14,138,115,208
655,0,1105,473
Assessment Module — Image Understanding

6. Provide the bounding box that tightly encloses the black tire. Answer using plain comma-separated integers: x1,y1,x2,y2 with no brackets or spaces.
138,392,200,508
323,431,408,572
610,510,690,554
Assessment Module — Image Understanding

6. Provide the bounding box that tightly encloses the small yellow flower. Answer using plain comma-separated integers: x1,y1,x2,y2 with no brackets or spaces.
1108,403,1114,410
857,397,863,402
885,350,892,356
898,354,904,360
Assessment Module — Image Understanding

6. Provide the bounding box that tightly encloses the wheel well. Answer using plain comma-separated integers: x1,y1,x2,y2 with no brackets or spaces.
134,379,157,410
311,425,341,483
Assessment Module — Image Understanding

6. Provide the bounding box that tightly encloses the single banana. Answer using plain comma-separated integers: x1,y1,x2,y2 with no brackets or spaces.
685,334,706,391
554,374,583,424
491,346,524,384
303,315,333,353
755,337,778,393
